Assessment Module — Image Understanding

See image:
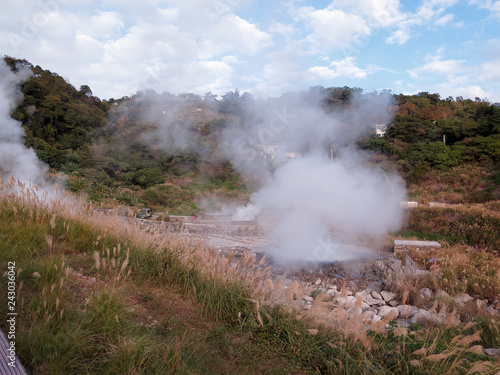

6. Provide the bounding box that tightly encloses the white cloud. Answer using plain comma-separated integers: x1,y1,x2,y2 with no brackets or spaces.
469,0,500,17
269,21,296,39
201,13,272,55
386,0,458,45
435,13,454,25
329,0,406,27
308,57,370,80
76,11,124,40
299,7,370,51
408,53,465,78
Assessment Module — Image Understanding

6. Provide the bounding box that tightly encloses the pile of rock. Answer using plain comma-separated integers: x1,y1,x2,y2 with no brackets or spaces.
300,282,499,358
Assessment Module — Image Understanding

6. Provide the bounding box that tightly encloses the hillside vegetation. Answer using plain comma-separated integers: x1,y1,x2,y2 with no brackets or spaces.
4,57,500,213
1,57,500,373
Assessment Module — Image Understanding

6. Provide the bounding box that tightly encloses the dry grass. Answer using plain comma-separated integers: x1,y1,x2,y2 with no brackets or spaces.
1,177,500,374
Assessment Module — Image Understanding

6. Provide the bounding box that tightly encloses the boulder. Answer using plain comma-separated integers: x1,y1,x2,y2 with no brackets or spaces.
397,305,419,318
420,288,433,300
378,306,399,319
484,348,500,357
372,314,382,322
365,295,385,306
337,296,356,309
381,291,397,302
412,309,445,324
371,291,383,301
456,293,473,304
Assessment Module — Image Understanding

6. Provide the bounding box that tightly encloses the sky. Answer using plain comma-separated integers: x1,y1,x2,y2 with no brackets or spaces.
1,0,499,101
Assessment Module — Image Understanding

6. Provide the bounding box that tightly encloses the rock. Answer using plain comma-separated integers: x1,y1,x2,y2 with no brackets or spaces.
337,296,357,309
326,289,337,296
476,299,487,309
360,302,370,310
436,290,450,299
484,348,500,357
367,282,382,293
350,306,363,315
371,291,383,301
355,291,369,300
397,305,419,318
456,293,473,304
412,310,432,323
381,291,397,302
304,304,312,310
362,310,374,320
412,309,445,325
372,314,382,322
420,288,432,300
303,295,314,302
365,295,385,306
378,306,399,319
314,278,322,286
389,300,399,307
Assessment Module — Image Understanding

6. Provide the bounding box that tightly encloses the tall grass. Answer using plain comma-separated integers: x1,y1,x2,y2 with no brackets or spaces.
0,178,499,374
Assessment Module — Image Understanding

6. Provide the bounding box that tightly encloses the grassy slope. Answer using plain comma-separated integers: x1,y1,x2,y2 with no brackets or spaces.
0,182,499,374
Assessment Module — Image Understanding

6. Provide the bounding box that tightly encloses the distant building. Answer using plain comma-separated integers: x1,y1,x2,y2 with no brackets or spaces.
375,124,387,137
261,144,279,159
261,144,299,160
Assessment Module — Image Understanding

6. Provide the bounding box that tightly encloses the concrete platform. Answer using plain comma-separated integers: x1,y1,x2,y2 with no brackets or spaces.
394,240,441,253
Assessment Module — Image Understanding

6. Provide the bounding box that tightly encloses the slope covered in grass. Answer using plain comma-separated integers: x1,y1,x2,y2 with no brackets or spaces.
0,180,499,374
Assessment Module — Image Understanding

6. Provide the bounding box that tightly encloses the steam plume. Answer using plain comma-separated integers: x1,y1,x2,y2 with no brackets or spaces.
0,60,47,184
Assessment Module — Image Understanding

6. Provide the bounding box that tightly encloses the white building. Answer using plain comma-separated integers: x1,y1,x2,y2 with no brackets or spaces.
375,124,387,137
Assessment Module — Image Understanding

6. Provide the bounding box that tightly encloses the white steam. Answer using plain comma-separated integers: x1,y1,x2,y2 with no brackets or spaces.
115,88,405,262
219,89,405,262
251,153,405,261
0,60,47,184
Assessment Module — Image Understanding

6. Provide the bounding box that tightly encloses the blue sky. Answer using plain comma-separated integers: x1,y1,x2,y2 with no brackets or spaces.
1,0,499,101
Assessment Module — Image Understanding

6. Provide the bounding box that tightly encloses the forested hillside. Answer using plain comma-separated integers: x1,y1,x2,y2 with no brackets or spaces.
6,57,500,211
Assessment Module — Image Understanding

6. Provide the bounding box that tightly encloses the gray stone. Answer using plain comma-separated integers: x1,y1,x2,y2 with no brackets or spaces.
355,291,369,300
365,295,385,306
378,306,399,318
367,282,382,293
350,306,363,315
360,302,370,310
436,290,450,299
397,305,419,318
412,309,445,325
381,291,397,302
484,348,500,357
420,288,433,300
371,291,383,301
337,296,356,309
314,278,322,286
372,314,382,322
456,293,473,304
303,295,314,302
389,300,399,307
